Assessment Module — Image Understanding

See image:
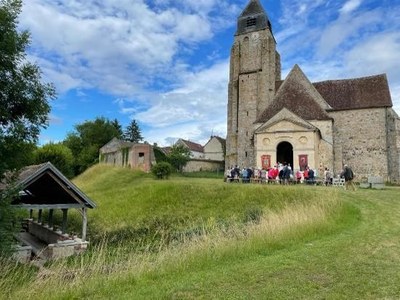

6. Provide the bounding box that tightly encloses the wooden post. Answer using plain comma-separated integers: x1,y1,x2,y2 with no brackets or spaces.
82,208,87,242
61,209,68,234
38,209,43,224
48,209,54,229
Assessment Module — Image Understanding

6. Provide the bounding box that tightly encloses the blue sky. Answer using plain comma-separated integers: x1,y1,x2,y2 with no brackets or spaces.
20,0,400,146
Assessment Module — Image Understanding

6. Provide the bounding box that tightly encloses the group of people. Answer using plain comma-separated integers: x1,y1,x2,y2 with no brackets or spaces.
225,163,355,189
226,163,317,185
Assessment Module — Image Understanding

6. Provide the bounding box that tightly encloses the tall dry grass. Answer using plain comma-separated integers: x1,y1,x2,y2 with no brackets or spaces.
3,192,343,299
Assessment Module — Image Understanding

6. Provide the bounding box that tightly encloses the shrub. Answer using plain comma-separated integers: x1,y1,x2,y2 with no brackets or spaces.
151,162,173,179
34,143,74,178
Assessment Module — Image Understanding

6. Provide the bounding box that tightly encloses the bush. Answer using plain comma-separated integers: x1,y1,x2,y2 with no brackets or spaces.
34,143,74,178
151,162,173,179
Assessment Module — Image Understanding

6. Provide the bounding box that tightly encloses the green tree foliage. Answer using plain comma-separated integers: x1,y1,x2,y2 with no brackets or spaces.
153,145,169,163
0,0,55,257
0,181,17,257
64,117,122,175
151,162,173,179
0,0,55,173
168,144,191,172
111,118,123,137
0,140,36,173
124,119,143,143
34,143,74,178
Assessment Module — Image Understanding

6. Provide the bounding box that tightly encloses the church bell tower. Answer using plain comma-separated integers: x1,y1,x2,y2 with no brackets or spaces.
226,0,281,169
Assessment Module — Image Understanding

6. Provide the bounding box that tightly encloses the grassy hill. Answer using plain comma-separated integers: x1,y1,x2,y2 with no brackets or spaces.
1,165,400,299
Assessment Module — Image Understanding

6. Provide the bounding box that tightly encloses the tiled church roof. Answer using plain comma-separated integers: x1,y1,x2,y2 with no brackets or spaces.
262,72,393,125
313,74,393,111
256,65,331,123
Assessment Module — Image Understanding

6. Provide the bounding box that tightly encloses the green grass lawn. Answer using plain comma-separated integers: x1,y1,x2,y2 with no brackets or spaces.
1,165,400,299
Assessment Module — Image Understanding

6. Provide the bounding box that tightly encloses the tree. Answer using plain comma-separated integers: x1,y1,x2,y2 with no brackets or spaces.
111,118,123,137
124,119,143,143
168,144,191,172
0,0,55,257
0,0,55,174
153,144,169,163
34,143,74,178
0,140,36,172
64,117,122,174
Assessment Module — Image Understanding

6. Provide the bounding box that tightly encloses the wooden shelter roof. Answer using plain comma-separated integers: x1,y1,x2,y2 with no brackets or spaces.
1,162,96,210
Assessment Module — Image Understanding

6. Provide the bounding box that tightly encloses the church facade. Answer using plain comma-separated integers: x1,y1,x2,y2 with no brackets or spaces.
226,0,400,182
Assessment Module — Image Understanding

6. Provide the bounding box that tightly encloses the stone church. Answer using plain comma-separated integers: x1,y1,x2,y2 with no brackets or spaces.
226,0,400,182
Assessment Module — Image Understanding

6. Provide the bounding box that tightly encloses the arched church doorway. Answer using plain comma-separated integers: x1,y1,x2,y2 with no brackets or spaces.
277,142,293,168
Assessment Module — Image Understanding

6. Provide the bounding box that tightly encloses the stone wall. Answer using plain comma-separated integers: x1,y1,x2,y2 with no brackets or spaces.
310,120,334,174
101,150,126,167
100,142,155,172
329,108,389,181
386,108,400,182
226,28,279,170
183,159,224,173
128,144,155,172
204,138,224,161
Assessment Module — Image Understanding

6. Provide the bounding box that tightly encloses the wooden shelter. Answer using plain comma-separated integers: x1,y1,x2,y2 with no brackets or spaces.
1,162,96,260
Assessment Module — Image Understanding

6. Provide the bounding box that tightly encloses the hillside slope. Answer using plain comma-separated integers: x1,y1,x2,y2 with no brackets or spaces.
3,165,400,299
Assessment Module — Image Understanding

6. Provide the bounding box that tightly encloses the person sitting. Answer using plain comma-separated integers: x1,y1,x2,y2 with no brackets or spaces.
303,167,309,182
230,167,239,183
268,167,275,183
260,168,267,183
225,168,232,182
307,168,315,184
296,170,302,184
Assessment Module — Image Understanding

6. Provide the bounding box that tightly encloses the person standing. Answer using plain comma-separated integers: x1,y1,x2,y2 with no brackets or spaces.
341,164,355,191
324,167,332,186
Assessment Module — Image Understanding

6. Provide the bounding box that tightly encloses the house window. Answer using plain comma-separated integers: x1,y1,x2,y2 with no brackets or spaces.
246,18,256,27
138,152,145,164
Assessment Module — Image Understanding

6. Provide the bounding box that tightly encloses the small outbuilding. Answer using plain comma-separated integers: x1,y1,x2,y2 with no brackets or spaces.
1,162,96,261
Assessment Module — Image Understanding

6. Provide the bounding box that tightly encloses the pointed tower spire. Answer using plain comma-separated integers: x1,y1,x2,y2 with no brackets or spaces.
236,0,273,36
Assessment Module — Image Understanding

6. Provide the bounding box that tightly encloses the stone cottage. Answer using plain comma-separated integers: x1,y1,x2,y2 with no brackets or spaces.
226,0,400,182
99,137,155,172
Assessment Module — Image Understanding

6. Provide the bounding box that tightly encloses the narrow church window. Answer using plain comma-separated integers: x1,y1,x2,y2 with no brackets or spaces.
245,151,248,157
246,111,249,116
246,131,248,136
246,18,256,27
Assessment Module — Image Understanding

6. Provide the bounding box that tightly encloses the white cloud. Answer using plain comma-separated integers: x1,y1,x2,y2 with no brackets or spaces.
115,60,229,145
340,0,362,15
344,32,400,79
318,10,382,56
21,0,400,145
